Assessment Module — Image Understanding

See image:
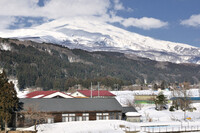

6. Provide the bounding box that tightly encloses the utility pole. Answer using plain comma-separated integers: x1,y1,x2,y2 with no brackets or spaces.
91,82,93,98
98,82,100,97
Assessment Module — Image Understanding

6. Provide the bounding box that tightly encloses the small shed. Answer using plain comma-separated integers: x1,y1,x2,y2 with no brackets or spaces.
122,106,137,120
125,112,141,122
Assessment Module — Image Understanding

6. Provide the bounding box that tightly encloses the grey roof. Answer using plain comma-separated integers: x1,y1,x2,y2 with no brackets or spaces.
122,107,137,113
19,98,122,113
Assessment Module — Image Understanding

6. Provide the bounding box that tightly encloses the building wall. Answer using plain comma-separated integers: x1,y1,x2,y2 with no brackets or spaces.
134,95,156,101
126,116,141,122
54,113,62,123
16,111,121,127
61,112,121,122
134,95,156,104
71,92,87,98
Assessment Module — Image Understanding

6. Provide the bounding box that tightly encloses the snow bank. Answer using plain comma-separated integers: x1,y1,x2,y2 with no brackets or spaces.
0,43,11,51
126,112,141,117
24,120,126,133
23,119,200,133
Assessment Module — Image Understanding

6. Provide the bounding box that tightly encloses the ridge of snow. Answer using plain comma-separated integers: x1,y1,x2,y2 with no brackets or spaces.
0,43,11,51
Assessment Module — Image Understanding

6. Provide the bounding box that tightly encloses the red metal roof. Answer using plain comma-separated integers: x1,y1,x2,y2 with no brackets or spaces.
26,91,71,98
77,90,115,97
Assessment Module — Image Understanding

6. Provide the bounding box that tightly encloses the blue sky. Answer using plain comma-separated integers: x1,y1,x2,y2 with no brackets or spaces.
0,0,200,47
116,0,200,47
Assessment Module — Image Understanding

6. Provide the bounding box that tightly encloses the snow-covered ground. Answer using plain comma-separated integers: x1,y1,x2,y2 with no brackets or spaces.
138,103,200,122
24,120,126,133
112,89,200,106
111,89,171,106
8,78,29,98
23,119,200,133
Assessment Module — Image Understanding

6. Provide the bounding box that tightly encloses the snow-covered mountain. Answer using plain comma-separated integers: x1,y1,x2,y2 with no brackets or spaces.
1,17,200,64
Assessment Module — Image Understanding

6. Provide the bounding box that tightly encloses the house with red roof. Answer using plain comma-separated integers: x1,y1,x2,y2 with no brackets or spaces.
71,90,116,98
26,91,73,98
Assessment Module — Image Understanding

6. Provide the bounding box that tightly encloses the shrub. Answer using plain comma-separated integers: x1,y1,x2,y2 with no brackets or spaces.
169,105,175,111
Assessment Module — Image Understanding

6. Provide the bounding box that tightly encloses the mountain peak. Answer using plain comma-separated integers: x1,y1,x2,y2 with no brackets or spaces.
0,17,200,64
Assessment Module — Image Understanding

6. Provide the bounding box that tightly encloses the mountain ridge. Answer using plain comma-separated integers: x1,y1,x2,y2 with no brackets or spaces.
1,38,200,90
0,17,200,64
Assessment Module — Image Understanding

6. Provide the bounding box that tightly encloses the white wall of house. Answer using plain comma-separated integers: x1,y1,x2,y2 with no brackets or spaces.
71,91,87,98
126,112,141,122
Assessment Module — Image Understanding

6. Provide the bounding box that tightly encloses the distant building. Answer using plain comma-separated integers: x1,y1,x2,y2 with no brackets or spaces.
16,98,122,127
171,97,200,103
71,90,116,98
134,95,157,104
25,91,73,98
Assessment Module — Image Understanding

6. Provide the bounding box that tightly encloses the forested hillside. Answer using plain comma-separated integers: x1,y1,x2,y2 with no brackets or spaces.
1,38,200,91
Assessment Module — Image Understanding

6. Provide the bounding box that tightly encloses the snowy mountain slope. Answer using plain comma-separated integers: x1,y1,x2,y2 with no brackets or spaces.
0,17,200,64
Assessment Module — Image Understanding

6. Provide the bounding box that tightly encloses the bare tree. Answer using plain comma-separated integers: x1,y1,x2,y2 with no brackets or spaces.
23,104,53,131
126,99,144,111
172,82,192,120
144,112,152,122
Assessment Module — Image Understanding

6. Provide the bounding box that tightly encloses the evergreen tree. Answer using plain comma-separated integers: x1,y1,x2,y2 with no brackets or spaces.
153,83,158,91
160,81,165,90
0,70,19,132
154,92,167,111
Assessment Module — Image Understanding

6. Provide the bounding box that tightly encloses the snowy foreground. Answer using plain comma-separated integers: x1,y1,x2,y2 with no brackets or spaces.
23,119,200,133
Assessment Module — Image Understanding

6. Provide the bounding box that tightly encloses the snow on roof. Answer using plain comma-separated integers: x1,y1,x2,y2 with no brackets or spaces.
77,90,115,97
32,94,44,98
26,91,72,98
126,112,141,117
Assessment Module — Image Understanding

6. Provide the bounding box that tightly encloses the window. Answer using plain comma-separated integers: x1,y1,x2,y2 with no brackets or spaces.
47,118,54,123
71,117,75,121
62,116,68,122
109,112,115,120
82,113,89,121
69,114,76,121
62,114,69,122
96,113,109,120
116,112,121,120
62,113,76,122
76,116,82,121
118,113,121,120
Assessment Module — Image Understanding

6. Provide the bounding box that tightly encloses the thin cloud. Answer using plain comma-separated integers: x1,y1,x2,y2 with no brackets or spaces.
113,0,125,11
181,14,200,27
0,0,168,30
121,17,168,30
0,16,16,30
